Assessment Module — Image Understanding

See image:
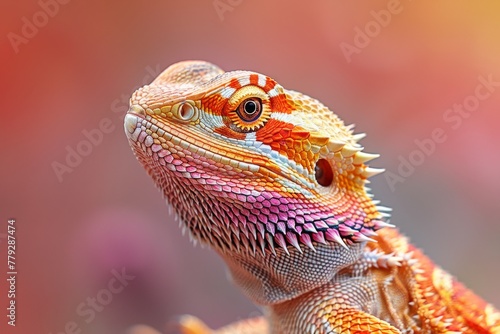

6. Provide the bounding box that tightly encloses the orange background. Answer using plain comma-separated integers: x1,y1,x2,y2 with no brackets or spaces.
1,1,500,333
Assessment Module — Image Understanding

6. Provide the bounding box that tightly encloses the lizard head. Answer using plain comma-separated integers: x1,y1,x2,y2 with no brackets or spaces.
124,60,391,257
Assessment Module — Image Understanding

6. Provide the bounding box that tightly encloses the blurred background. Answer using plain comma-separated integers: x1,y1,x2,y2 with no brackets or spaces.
1,1,500,333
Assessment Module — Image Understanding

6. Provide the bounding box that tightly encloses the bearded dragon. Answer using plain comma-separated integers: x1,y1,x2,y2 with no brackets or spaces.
124,60,500,333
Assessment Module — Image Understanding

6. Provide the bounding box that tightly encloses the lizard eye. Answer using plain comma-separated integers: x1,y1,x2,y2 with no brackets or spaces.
226,85,271,132
236,98,262,123
315,159,334,186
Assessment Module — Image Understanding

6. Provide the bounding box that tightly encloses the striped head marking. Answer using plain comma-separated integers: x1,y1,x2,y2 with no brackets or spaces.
124,60,391,256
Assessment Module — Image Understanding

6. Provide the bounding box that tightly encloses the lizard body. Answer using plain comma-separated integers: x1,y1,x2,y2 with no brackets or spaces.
124,61,500,334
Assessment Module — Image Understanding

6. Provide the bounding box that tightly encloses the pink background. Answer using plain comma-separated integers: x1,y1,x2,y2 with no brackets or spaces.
1,1,500,333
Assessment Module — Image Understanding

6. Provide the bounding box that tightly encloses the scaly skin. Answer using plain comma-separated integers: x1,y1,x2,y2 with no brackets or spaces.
124,61,500,334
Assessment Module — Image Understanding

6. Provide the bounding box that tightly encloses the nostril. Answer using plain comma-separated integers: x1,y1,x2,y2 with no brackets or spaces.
179,102,195,120
172,101,198,122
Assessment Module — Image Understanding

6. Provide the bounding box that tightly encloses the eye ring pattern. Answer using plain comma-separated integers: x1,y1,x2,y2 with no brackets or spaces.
226,85,272,133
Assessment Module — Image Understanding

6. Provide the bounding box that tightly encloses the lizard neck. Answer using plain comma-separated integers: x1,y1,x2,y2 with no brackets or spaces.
219,242,366,305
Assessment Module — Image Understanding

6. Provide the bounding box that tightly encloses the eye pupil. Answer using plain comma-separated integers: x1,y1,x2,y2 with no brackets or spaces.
315,159,334,186
244,100,257,114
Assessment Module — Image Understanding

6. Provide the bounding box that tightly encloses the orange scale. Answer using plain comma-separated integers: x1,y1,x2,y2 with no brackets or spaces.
293,142,303,153
269,95,293,114
249,74,259,85
201,95,227,116
281,137,295,147
309,135,329,146
256,119,293,140
264,162,282,175
261,137,274,145
270,142,281,151
228,78,242,90
263,77,276,92
214,126,246,140
225,151,237,159
278,149,288,157
290,128,310,140
279,128,292,138
271,133,283,141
